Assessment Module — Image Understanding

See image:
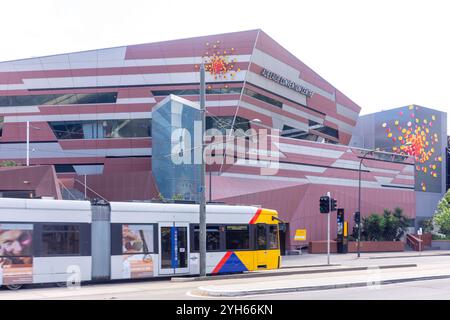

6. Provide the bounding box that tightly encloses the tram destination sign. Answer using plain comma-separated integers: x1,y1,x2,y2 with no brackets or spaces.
260,68,314,98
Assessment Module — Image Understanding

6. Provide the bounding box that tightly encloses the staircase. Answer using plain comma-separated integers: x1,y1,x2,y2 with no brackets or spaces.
406,234,423,251
59,178,108,202
406,233,439,251
61,187,86,200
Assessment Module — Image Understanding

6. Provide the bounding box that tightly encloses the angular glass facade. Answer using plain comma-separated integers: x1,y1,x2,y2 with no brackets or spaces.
49,119,151,139
152,87,242,96
206,116,250,134
152,95,201,202
0,92,117,107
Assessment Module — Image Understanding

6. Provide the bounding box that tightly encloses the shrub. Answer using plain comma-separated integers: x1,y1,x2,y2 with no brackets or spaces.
419,218,434,233
358,207,411,241
0,160,18,167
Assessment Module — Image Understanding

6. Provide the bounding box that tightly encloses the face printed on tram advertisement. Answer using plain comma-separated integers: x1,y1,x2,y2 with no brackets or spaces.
122,225,154,279
0,224,33,285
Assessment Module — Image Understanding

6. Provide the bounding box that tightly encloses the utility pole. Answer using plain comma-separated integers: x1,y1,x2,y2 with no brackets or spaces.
327,191,331,265
209,171,212,202
84,174,87,199
358,158,362,258
199,62,207,277
357,149,374,258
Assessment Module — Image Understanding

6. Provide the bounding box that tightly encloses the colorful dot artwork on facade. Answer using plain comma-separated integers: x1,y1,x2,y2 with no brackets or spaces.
195,40,240,81
380,105,442,192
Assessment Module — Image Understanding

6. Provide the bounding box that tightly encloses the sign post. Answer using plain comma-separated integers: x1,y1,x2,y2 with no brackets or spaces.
327,192,331,265
320,192,337,265
418,227,423,254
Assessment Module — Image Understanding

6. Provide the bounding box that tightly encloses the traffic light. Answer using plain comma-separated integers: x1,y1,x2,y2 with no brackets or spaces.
354,211,361,224
330,198,337,212
319,196,330,213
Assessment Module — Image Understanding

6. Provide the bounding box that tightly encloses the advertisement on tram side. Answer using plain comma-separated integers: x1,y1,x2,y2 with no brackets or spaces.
0,224,33,285
122,224,154,278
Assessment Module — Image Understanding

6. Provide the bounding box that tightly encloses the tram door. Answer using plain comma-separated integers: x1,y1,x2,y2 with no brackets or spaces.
158,222,190,275
255,224,268,269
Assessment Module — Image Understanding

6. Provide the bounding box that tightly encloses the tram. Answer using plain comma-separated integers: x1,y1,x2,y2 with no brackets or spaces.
0,198,281,290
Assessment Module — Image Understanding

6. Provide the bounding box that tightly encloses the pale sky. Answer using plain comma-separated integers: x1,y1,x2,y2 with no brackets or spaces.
1,0,449,133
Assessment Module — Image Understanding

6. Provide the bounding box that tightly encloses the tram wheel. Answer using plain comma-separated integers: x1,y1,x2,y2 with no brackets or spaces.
6,284,23,290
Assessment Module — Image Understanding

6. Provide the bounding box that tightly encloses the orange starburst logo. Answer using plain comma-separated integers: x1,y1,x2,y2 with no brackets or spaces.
382,105,441,192
195,40,240,80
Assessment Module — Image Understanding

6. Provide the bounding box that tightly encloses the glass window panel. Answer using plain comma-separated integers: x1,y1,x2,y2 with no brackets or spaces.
0,92,117,107
49,119,151,139
206,116,250,134
152,88,241,97
41,224,80,255
244,88,282,108
193,225,222,251
256,224,267,250
226,225,249,250
268,225,279,249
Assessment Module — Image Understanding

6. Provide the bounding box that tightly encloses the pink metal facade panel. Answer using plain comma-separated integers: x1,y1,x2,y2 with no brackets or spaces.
0,29,416,243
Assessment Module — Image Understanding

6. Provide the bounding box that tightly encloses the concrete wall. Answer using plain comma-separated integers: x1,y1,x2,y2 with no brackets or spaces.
432,240,450,250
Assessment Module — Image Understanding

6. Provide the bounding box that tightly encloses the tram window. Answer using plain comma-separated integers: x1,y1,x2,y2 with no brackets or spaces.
41,225,80,255
268,225,279,249
122,224,154,254
256,224,267,250
226,225,249,250
193,225,222,251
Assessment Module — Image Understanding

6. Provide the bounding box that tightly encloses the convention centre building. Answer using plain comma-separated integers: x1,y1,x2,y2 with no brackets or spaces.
1,29,443,251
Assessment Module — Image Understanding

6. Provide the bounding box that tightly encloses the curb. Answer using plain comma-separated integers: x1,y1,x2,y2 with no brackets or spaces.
369,253,450,259
281,264,340,269
198,274,450,297
171,263,416,282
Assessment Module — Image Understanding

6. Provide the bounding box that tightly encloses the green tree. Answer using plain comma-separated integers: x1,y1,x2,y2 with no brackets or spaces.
419,218,434,233
392,207,412,239
0,160,18,167
380,207,411,241
381,209,397,241
433,189,450,236
362,214,383,241
172,194,184,201
360,208,410,241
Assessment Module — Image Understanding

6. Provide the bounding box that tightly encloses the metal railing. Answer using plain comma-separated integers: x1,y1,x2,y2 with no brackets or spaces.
72,178,108,202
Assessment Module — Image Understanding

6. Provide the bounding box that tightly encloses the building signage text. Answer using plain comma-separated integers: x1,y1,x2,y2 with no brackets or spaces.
260,68,314,98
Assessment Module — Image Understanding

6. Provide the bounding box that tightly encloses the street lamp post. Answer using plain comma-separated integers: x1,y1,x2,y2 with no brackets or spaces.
199,62,207,277
26,121,30,166
357,149,376,258
26,121,40,166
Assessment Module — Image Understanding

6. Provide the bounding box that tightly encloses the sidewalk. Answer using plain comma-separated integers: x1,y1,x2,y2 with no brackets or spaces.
193,252,450,297
196,261,450,297
281,250,450,267
173,250,450,283
172,263,416,282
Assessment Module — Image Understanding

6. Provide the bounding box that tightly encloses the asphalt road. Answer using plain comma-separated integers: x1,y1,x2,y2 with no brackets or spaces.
1,252,449,300
2,274,450,300
240,278,450,300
